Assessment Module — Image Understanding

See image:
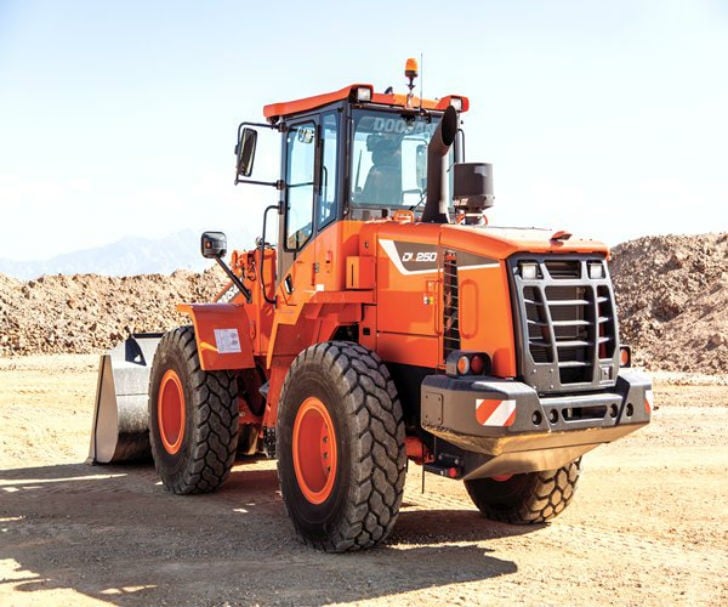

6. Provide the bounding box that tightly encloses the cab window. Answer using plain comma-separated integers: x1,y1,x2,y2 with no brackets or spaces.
285,121,316,250
350,110,441,210
319,112,338,229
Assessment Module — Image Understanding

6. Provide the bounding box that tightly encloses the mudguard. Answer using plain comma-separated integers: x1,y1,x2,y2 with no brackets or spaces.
177,303,255,371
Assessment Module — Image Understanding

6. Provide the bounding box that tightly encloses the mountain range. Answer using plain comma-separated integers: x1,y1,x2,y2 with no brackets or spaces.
0,229,256,280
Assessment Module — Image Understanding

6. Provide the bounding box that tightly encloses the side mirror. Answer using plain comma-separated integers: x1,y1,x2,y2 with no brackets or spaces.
235,128,258,178
201,231,227,259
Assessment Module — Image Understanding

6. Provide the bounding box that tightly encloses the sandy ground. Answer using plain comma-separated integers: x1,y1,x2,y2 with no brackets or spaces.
0,355,726,607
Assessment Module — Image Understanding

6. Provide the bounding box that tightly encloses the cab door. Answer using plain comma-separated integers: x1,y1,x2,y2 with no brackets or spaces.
278,119,319,292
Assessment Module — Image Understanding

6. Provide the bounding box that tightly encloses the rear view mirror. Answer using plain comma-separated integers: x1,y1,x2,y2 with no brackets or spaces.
236,128,258,178
200,231,227,259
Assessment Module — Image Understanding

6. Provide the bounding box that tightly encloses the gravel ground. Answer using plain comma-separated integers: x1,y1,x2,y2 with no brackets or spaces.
1,355,726,607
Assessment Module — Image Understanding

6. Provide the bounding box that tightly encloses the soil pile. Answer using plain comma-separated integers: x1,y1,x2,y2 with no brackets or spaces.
0,267,226,356
1,233,726,373
610,232,727,373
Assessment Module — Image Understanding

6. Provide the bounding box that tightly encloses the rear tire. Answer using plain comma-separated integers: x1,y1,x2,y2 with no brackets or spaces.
465,459,581,524
277,341,406,552
148,326,240,494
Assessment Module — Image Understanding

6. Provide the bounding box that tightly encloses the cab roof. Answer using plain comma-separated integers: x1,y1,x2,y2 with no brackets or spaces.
263,83,470,122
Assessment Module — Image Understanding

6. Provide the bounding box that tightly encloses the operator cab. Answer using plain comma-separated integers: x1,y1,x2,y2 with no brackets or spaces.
234,60,492,283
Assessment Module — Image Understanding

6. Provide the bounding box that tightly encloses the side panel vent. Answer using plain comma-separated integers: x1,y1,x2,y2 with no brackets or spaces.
443,250,460,361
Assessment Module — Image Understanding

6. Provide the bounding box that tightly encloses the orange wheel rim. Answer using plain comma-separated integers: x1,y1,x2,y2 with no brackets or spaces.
158,369,185,455
292,397,337,505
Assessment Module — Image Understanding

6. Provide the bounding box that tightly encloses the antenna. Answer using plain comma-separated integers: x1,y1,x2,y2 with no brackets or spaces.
419,52,423,113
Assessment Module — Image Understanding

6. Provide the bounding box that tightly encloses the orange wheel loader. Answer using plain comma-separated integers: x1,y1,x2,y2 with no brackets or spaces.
88,60,652,551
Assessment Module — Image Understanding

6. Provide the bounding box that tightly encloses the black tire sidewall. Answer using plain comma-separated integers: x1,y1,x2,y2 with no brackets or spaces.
277,363,352,536
148,332,196,484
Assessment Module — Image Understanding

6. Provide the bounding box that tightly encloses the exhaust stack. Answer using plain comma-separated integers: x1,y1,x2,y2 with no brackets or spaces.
421,105,458,223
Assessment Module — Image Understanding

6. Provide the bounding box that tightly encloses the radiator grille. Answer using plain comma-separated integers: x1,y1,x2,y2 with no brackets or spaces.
443,250,460,360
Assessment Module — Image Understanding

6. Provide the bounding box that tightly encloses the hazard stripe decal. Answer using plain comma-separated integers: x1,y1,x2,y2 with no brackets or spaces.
475,398,517,427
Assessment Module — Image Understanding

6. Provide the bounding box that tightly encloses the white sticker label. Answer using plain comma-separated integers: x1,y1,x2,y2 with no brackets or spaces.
214,328,242,354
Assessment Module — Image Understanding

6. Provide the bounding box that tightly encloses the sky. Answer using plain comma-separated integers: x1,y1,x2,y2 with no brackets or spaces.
1,0,727,261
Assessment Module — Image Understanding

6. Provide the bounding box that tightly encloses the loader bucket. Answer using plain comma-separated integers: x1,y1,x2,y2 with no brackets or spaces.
87,333,162,464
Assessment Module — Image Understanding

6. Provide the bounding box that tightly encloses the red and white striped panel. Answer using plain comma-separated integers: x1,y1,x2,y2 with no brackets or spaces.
644,389,654,414
475,398,517,427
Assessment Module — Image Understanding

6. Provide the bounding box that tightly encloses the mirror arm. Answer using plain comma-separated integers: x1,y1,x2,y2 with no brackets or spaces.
214,258,252,304
236,120,280,143
234,177,284,188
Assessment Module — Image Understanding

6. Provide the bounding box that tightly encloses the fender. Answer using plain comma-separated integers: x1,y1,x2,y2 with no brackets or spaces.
177,303,255,371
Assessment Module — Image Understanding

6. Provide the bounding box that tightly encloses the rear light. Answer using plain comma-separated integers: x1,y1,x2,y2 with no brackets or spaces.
449,97,463,111
448,351,492,377
470,354,486,375
619,346,631,368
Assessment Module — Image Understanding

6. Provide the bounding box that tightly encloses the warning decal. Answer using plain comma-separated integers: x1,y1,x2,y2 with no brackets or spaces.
475,398,517,427
214,328,242,354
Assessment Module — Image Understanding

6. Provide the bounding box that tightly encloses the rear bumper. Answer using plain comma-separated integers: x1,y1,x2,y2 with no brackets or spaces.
420,370,652,478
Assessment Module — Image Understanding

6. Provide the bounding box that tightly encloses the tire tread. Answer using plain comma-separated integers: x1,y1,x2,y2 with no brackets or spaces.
278,341,406,552
149,326,239,495
465,459,581,524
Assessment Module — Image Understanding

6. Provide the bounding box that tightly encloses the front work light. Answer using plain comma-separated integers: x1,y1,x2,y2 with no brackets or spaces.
355,86,372,102
588,262,605,279
519,262,538,280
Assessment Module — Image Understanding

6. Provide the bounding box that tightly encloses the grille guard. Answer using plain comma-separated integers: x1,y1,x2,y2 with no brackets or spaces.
508,254,620,394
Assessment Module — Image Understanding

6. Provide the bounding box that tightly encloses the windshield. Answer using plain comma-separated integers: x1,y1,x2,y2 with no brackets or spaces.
350,109,451,212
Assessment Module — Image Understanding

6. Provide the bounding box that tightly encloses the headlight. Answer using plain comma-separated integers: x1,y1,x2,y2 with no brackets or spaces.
519,262,538,280
588,262,604,279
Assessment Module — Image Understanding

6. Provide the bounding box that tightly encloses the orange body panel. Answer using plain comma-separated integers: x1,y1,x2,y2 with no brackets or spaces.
177,303,255,371
377,332,440,367
213,247,276,358
457,264,517,378
345,256,375,289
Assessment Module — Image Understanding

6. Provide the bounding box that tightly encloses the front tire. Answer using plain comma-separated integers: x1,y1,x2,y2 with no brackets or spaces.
465,459,581,524
277,341,406,552
148,326,240,494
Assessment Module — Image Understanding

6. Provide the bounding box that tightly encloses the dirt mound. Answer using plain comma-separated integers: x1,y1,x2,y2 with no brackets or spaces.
0,267,226,357
1,233,726,373
610,233,728,373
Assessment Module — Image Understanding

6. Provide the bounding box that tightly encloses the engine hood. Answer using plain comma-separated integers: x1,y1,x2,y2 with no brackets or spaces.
439,224,610,260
